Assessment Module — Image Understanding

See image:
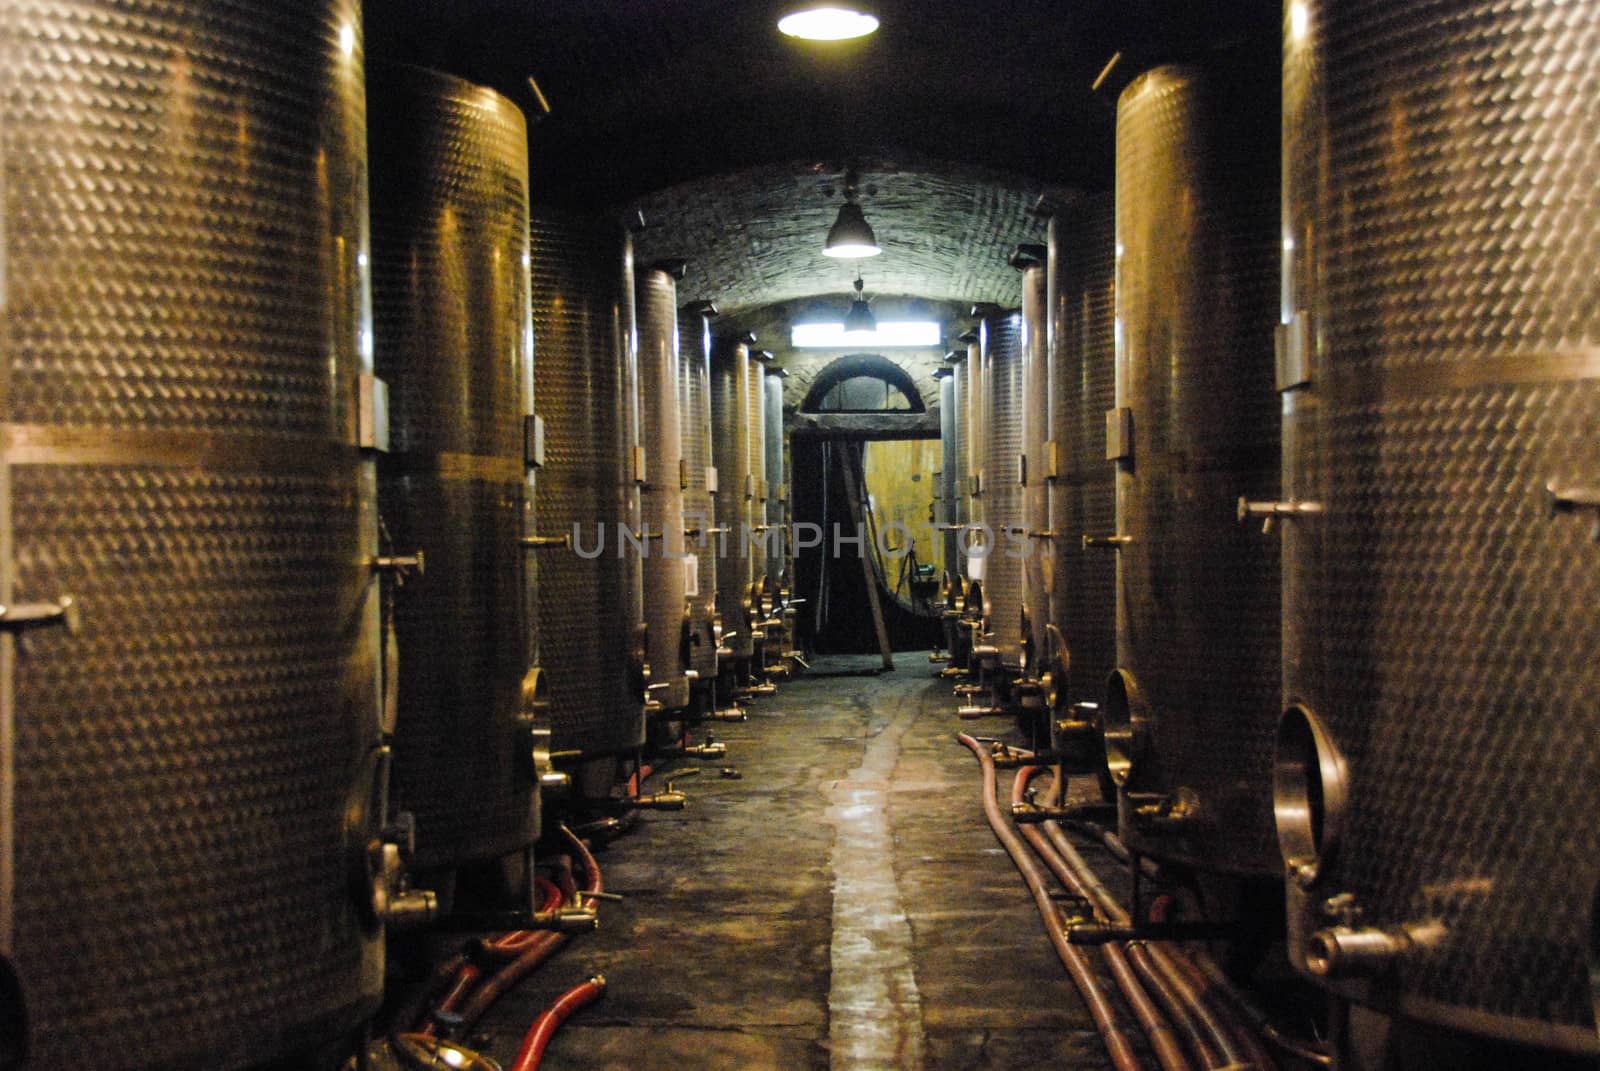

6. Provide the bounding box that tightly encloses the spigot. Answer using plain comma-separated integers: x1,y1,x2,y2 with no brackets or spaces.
1237,497,1323,534
1128,789,1203,830
369,550,426,580
369,839,439,930
1053,701,1099,743
682,739,727,759
1010,801,1077,824
1081,534,1132,550
630,770,697,810
527,902,600,934
630,789,687,811
1303,893,1447,980
706,705,748,722
1549,481,1600,541
957,703,1004,719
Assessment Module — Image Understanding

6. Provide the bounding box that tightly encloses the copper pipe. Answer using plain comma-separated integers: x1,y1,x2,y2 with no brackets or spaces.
507,975,608,1071
956,734,1144,1071
1009,767,1191,1071
1161,948,1277,1071
1127,940,1221,1067
1024,758,1271,1070
1142,897,1261,1071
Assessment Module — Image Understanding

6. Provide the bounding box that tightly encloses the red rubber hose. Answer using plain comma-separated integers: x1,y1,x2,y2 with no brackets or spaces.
507,976,607,1071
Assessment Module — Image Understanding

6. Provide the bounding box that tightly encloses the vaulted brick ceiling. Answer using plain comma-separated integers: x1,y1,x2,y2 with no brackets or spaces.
629,155,1050,315
368,0,1273,311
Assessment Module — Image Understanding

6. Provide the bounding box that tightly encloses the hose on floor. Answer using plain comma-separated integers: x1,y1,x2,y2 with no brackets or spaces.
956,733,1145,1071
1007,764,1193,1071
1016,764,1250,1071
451,825,603,1031
1046,801,1330,1068
506,976,607,1071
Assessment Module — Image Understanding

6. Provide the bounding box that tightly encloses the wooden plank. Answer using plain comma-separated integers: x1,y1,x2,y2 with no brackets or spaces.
836,441,894,671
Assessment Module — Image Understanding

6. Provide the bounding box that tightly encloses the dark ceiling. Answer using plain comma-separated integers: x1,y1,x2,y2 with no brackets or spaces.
367,0,1275,313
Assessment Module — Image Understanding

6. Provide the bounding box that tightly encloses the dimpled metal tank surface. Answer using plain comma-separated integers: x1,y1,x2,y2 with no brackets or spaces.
745,346,769,600
369,64,539,870
0,1,384,1066
1278,0,1600,1054
679,303,720,687
980,310,1026,672
1047,197,1117,738
1108,65,1281,877
527,209,646,760
636,265,691,713
711,337,755,661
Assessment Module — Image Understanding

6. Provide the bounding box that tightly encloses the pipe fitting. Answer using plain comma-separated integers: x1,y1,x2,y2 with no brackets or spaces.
1305,917,1447,979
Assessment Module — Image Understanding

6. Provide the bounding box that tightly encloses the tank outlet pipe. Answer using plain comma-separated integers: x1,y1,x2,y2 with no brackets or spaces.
1304,919,1447,979
956,734,1146,1071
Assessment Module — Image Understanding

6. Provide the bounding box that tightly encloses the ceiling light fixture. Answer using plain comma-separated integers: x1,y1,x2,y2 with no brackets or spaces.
791,321,942,349
823,168,880,258
777,4,880,41
841,272,877,341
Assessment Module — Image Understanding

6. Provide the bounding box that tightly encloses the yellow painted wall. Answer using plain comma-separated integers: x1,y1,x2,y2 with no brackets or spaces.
862,439,946,590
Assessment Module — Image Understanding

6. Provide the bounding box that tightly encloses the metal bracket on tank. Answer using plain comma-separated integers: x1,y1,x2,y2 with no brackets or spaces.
0,596,80,636
1275,312,1314,392
1105,407,1133,462
525,413,546,468
358,374,390,452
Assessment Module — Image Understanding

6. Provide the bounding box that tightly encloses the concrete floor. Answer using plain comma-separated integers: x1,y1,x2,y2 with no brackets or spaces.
470,653,1127,1070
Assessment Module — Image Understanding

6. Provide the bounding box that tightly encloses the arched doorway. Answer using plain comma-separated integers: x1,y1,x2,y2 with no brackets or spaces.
792,355,943,657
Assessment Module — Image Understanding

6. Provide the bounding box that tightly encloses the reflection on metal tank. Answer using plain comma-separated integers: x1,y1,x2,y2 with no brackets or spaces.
980,311,1026,671
369,64,538,869
1109,65,1281,877
1016,248,1051,681
637,264,690,713
679,303,720,686
1278,1,1600,1054
1047,197,1117,739
527,209,646,758
0,2,383,1066
711,337,755,660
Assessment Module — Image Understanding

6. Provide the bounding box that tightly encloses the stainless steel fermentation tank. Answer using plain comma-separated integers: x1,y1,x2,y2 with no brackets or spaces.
763,369,788,598
959,330,986,656
763,368,797,667
678,302,720,694
527,209,646,768
1106,65,1281,877
979,309,1026,674
1276,1,1600,1058
936,364,967,667
636,262,692,715
0,2,383,1066
711,336,757,665
1015,246,1051,689
745,349,771,656
369,64,541,872
1046,196,1116,765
